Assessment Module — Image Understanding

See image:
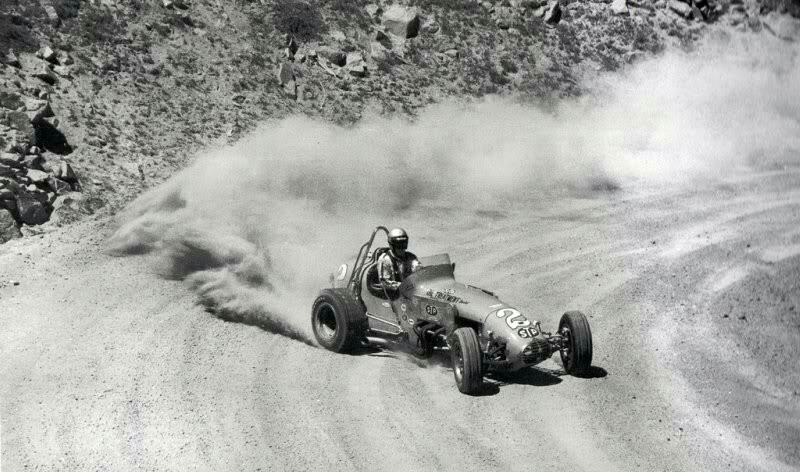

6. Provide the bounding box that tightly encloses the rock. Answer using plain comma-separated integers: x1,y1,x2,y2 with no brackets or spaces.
321,49,347,67
347,64,367,77
762,12,800,40
55,161,77,182
370,41,390,62
38,46,57,63
5,49,21,68
6,111,35,142
52,65,71,77
0,155,22,168
0,208,21,243
511,0,545,7
444,48,459,58
346,51,365,66
57,51,73,65
48,192,83,226
22,155,43,169
421,15,440,34
121,162,143,180
611,0,629,15
43,3,61,27
276,62,294,86
365,4,383,18
330,30,346,42
0,164,15,178
669,0,693,17
16,190,49,225
284,79,297,99
544,1,562,27
26,169,49,183
162,0,174,8
0,91,24,110
375,29,393,48
33,63,58,85
48,176,72,194
382,5,421,39
24,99,53,124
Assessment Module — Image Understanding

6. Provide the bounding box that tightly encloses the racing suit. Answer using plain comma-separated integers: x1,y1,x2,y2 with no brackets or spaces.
378,250,421,294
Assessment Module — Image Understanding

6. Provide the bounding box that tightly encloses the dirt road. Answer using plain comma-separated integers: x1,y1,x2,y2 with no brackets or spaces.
2,168,799,471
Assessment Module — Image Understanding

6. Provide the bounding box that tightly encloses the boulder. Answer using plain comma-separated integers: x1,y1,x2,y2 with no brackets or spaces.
57,51,73,65
365,4,383,18
0,155,22,168
48,192,83,226
375,29,393,48
284,80,297,100
0,208,22,243
0,164,15,178
762,12,799,40
346,51,365,66
16,190,49,225
24,99,54,123
370,41,390,62
52,65,71,77
5,49,21,69
382,5,421,39
55,161,77,182
33,63,58,85
669,0,693,17
6,111,35,142
22,154,44,170
43,3,61,27
276,61,294,85
0,91,24,110
48,176,72,194
347,64,367,77
544,1,562,27
611,0,629,15
38,46,57,63
320,48,347,67
26,169,49,183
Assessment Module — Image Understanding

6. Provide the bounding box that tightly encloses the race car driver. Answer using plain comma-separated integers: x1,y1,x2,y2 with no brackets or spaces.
378,227,421,296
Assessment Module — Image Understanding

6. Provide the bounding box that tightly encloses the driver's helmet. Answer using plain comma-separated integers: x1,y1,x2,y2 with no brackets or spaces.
387,227,409,252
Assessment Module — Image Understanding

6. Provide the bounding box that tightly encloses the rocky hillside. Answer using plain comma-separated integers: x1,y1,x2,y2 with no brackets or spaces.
1,0,797,243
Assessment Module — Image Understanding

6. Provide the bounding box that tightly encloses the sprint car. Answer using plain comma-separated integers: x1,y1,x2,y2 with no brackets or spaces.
311,226,593,395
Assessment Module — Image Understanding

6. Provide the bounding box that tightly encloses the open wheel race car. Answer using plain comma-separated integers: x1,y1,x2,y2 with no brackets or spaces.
311,226,593,395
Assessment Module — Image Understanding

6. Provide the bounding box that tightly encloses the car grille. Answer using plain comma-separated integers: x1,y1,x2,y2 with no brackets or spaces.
522,337,551,364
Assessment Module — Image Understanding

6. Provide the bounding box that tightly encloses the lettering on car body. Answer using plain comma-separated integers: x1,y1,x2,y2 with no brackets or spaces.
495,308,532,330
517,327,540,338
426,289,469,304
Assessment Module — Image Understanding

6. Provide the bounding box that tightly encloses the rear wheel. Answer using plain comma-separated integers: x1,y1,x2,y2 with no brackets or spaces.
559,311,592,376
450,327,483,395
311,288,367,353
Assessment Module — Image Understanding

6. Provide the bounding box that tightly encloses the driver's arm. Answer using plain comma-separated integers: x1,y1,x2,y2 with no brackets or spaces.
378,254,401,290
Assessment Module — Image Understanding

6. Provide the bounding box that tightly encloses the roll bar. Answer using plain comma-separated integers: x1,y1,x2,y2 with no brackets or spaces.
347,226,389,295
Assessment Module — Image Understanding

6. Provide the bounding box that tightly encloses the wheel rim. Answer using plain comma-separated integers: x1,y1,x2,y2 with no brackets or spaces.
315,303,337,342
453,340,464,384
560,325,573,370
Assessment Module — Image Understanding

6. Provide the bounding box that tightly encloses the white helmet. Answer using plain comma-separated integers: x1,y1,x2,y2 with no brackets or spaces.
388,227,409,251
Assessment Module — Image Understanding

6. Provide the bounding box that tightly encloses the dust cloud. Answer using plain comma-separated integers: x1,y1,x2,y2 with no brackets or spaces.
108,33,800,342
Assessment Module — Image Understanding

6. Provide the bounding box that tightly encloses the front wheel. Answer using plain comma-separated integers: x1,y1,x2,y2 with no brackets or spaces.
559,311,593,376
450,327,483,395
